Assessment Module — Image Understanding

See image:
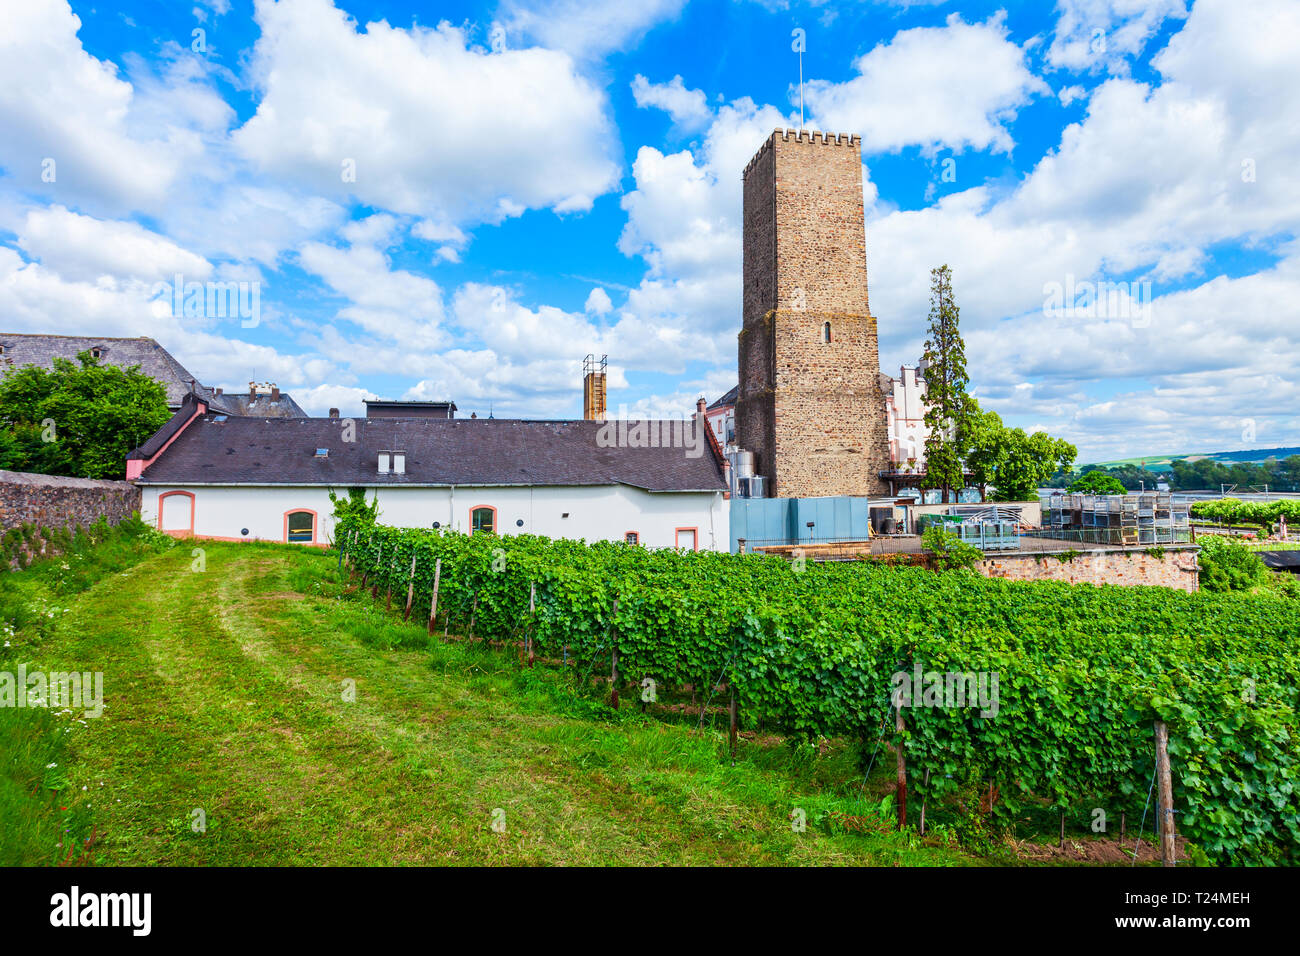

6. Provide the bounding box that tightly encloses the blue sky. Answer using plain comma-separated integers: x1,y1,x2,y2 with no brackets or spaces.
0,0,1297,462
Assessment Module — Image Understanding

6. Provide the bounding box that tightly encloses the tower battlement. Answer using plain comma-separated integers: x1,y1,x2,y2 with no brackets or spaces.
742,129,862,179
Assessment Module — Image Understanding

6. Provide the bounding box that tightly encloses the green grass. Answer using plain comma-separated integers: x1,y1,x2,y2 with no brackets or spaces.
4,538,1009,866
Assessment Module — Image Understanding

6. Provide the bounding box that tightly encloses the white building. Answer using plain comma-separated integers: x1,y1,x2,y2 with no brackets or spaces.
128,396,730,551
881,362,931,469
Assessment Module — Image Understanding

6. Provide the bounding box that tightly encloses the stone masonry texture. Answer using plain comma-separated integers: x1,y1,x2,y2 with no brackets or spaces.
0,469,141,534
978,547,1201,593
736,129,891,498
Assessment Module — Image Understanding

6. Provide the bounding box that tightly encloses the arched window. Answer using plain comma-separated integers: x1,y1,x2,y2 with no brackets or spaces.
822,322,832,343
470,506,496,534
285,510,316,543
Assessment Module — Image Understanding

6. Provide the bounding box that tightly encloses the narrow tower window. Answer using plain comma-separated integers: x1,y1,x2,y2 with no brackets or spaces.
822,322,832,343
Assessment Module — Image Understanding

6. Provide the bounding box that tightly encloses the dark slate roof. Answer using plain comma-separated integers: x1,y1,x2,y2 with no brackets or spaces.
213,391,308,418
708,385,739,410
135,416,729,492
127,393,204,460
0,333,211,408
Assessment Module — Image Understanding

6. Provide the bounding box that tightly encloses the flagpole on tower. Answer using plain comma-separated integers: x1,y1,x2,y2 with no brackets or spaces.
792,27,806,131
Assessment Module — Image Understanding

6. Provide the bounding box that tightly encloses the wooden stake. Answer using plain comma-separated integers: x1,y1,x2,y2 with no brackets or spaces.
1121,811,1126,841
384,557,394,610
403,554,417,621
895,705,907,830
1155,720,1177,867
426,558,441,635
728,685,738,758
470,595,478,642
527,582,536,667
611,647,620,709
1059,811,1066,849
920,769,930,836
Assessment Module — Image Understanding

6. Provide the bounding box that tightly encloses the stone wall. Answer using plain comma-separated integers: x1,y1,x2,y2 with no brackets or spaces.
978,546,1200,593
736,129,891,499
0,469,141,535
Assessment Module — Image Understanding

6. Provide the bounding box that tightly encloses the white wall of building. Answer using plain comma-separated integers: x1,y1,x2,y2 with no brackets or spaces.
884,365,931,466
138,484,730,552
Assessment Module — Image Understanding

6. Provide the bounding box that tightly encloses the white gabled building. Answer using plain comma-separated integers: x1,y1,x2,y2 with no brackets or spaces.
126,396,730,551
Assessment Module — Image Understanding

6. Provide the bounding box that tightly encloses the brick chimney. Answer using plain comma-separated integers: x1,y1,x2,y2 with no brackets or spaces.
271,385,281,402
696,396,707,415
214,387,223,397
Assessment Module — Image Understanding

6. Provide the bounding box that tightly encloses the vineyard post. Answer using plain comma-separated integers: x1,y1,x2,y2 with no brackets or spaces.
728,685,738,759
427,558,441,635
403,554,417,621
469,594,478,642
895,705,907,830
1121,811,1126,842
1155,720,1177,867
920,769,930,836
611,648,620,709
527,582,536,667
370,542,384,598
384,556,394,611
610,598,620,709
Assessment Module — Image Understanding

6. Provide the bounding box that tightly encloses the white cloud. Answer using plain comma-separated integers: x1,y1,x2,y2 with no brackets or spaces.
290,383,373,417
14,205,212,283
631,74,712,130
234,0,621,227
803,13,1050,156
585,287,613,315
1047,0,1188,74
0,1,223,212
297,235,446,351
498,0,687,59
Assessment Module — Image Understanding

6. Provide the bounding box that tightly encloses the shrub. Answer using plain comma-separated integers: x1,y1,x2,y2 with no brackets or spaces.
1197,535,1271,592
921,526,983,571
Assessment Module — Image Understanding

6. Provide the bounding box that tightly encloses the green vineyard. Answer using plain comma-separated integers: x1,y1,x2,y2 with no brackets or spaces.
339,520,1300,865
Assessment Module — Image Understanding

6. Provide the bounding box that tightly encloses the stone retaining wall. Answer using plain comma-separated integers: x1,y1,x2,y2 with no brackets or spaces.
0,469,140,535
978,546,1200,593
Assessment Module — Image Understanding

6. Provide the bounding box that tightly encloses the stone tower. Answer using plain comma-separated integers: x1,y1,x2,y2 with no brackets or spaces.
735,128,891,499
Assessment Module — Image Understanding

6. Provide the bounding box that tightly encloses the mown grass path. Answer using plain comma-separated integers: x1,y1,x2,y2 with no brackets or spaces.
39,542,979,866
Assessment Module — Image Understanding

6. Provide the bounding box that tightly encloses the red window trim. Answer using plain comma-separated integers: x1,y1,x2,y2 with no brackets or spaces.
674,526,699,551
157,490,195,537
469,504,498,534
283,508,318,545
623,530,640,545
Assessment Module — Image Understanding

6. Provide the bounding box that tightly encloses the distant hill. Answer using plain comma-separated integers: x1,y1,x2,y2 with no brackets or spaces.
1091,447,1300,472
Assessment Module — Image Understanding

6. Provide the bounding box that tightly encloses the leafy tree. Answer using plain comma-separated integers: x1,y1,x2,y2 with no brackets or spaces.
920,265,973,503
962,400,1077,502
1068,470,1126,495
962,401,1007,500
0,352,170,479
991,429,1077,501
